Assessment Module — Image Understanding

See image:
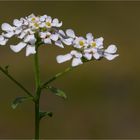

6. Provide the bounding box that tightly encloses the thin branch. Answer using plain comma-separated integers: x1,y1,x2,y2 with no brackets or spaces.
42,67,73,88
0,66,33,98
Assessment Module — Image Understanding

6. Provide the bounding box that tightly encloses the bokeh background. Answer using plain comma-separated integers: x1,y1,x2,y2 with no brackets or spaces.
0,1,139,139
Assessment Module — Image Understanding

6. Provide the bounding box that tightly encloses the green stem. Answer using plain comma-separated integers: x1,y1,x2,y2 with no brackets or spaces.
42,67,73,88
0,66,33,98
34,46,41,140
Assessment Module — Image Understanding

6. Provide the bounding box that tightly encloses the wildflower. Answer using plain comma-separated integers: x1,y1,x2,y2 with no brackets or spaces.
56,50,83,67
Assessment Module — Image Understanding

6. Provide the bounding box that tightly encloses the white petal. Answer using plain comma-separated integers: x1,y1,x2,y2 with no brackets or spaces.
40,15,47,21
50,33,59,41
104,54,119,60
93,53,101,60
18,31,26,39
44,38,52,44
24,34,36,45
26,45,36,56
72,58,83,67
86,33,93,41
52,18,62,27
71,50,82,58
56,54,72,63
10,42,26,52
55,40,64,48
15,28,22,35
66,29,75,38
2,32,14,38
105,45,117,54
0,35,4,41
52,18,59,26
13,19,22,27
40,32,47,38
84,53,92,60
95,37,104,47
1,23,14,31
62,38,73,45
59,30,66,36
0,36,8,45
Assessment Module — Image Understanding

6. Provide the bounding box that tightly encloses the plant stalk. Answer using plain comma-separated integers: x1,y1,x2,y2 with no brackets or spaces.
34,46,41,140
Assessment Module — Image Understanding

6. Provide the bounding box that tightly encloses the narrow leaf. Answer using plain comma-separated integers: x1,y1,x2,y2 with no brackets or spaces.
11,96,32,109
48,86,67,99
39,111,53,120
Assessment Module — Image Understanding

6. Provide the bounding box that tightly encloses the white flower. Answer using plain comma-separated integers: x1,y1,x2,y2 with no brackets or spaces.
0,35,8,45
56,50,83,67
73,37,87,48
103,45,119,60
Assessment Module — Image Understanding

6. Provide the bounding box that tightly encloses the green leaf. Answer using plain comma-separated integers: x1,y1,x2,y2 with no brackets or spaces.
11,96,32,109
39,111,53,120
48,86,67,99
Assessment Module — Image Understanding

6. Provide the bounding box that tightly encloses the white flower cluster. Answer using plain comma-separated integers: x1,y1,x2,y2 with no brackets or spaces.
0,14,119,67
57,30,119,67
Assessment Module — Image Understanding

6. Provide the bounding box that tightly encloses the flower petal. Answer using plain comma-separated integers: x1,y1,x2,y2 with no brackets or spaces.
59,30,66,36
40,32,47,39
1,23,14,31
56,54,72,63
93,53,101,60
86,33,93,41
2,32,14,38
26,45,36,56
105,45,117,54
10,42,26,52
84,53,92,60
40,15,47,22
18,31,26,39
72,58,83,67
62,38,73,45
0,35,8,45
104,54,119,60
24,34,36,45
66,29,75,38
55,40,64,48
95,37,104,47
71,50,82,58
50,33,59,41
13,19,22,27
44,38,52,44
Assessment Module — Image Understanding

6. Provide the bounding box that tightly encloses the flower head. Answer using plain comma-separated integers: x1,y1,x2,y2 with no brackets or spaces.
0,14,119,67
0,14,64,55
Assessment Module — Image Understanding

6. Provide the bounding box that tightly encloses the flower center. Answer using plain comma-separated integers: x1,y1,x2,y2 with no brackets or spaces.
46,22,51,27
31,18,36,21
79,40,84,46
91,42,96,47
34,23,39,27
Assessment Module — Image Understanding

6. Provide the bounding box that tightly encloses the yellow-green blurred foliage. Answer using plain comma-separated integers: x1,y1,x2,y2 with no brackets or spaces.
0,1,139,139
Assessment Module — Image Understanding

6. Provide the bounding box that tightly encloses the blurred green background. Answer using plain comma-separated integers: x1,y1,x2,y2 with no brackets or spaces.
0,1,139,139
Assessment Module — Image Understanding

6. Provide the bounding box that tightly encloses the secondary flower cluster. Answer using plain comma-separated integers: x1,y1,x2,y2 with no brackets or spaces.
0,14,119,67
